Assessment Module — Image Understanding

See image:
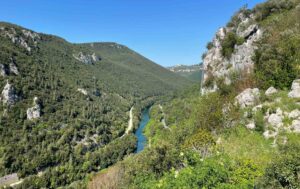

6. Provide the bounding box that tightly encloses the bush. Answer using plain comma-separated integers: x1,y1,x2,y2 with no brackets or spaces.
254,0,297,21
257,141,300,188
221,32,245,59
206,42,214,50
254,36,300,89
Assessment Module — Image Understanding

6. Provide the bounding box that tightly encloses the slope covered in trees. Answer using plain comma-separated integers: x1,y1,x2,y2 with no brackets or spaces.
89,0,300,188
0,22,192,188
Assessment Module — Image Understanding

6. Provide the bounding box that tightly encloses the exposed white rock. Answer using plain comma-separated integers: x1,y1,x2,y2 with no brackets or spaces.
246,121,256,129
252,104,263,113
265,108,283,129
9,62,19,75
73,52,100,64
0,81,18,105
288,109,300,119
0,62,19,76
263,130,278,139
235,88,260,108
77,88,88,95
22,29,40,42
0,28,40,52
237,24,258,38
268,113,283,128
265,87,277,96
27,97,41,120
201,11,263,93
0,64,8,76
288,79,300,98
291,120,300,133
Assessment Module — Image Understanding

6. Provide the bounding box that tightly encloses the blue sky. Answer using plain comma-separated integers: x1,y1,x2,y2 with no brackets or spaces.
0,0,265,67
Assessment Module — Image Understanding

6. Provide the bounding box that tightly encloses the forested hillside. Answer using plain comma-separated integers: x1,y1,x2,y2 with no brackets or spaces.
89,0,300,188
0,22,192,188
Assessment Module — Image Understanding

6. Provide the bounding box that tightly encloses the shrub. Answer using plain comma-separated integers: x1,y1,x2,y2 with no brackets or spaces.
257,141,300,188
206,42,214,50
183,129,215,158
221,32,245,59
254,35,300,89
254,0,297,21
203,72,214,88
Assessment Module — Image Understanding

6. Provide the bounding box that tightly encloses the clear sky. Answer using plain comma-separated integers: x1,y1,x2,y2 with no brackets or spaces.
0,0,265,67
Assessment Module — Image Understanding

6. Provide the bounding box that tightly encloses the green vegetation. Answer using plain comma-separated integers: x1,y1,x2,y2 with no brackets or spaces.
221,32,245,59
0,22,192,188
254,3,300,89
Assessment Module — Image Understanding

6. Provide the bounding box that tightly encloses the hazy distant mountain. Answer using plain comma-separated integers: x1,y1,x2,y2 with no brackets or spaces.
167,64,203,82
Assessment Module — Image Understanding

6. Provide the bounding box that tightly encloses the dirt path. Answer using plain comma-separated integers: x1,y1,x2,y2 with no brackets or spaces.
159,104,171,130
125,106,134,135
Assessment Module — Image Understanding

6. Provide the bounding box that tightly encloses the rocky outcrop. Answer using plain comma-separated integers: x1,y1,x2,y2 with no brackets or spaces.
201,11,263,93
0,81,18,105
0,64,8,76
235,88,260,108
9,62,19,75
77,88,88,95
73,52,100,64
0,27,40,52
288,79,300,98
265,86,277,96
27,97,41,120
0,61,19,77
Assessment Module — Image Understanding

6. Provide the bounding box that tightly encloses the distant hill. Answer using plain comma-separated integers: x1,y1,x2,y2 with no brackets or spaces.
0,22,192,188
167,64,203,82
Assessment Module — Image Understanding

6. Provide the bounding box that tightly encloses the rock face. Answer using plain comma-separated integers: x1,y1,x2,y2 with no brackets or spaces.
201,10,263,93
288,79,300,98
9,62,19,75
27,97,41,120
0,61,19,77
0,82,18,105
0,64,8,76
235,88,260,108
265,87,277,96
73,52,100,64
0,27,40,52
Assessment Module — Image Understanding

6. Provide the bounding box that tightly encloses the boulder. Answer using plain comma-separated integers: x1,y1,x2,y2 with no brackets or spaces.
246,121,256,129
235,88,260,108
265,86,277,96
27,97,41,120
288,109,300,119
77,88,88,95
267,108,283,128
288,79,300,98
0,81,18,105
263,130,278,139
291,120,300,133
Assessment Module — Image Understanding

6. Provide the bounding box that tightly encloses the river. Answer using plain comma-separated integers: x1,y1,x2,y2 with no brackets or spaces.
134,107,150,153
